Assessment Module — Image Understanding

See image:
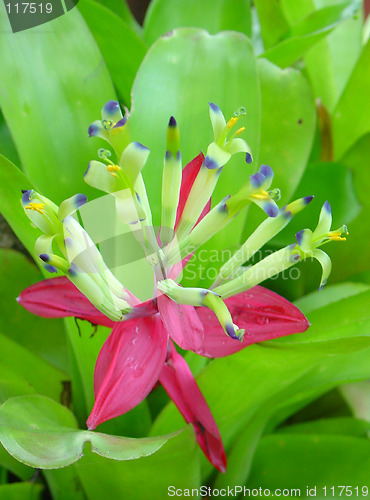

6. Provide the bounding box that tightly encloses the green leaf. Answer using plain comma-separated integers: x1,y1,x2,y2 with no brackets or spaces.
0,395,182,469
279,417,370,437
0,361,35,404
340,381,370,422
0,334,67,402
333,39,370,159
329,134,370,282
294,282,370,315
256,59,316,203
0,156,40,257
0,112,20,166
0,250,68,371
278,288,370,344
43,467,87,500
260,2,360,68
143,0,252,45
152,337,370,481
92,0,141,33
0,6,116,204
75,426,199,500
254,0,290,50
304,9,363,112
0,443,34,481
0,483,43,500
78,0,147,106
248,433,370,490
130,28,260,247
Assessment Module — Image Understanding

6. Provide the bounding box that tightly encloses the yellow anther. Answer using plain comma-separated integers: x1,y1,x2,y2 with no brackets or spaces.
107,164,121,173
236,126,245,135
329,232,346,242
110,173,118,177
227,117,239,129
25,202,45,214
251,190,269,200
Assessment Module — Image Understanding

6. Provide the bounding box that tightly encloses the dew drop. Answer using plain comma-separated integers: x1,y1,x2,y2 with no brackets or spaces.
234,106,247,117
98,148,112,159
256,316,269,325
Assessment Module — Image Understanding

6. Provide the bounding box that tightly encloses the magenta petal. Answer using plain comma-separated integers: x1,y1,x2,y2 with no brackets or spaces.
87,314,168,429
159,341,226,472
175,152,211,229
157,294,204,352
17,276,114,328
196,286,310,357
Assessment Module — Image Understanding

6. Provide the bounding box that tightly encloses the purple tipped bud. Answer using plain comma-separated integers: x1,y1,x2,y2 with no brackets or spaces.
134,142,149,151
21,190,32,204
74,194,87,209
209,102,220,113
304,195,314,205
265,203,279,217
324,200,331,213
39,253,50,262
250,172,264,188
296,229,305,246
259,164,273,179
168,116,177,128
88,123,100,137
204,156,218,170
45,264,58,274
103,100,120,113
113,117,127,128
245,152,253,164
226,323,240,340
291,254,301,262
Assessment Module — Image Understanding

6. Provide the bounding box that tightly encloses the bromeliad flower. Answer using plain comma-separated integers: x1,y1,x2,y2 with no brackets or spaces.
18,101,346,472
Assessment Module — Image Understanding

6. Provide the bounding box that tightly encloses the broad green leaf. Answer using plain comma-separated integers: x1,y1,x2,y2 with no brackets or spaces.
0,443,34,481
269,161,361,248
130,28,260,246
333,39,370,159
75,426,199,500
329,134,370,282
0,395,182,469
261,2,360,68
151,337,370,448
93,0,141,33
279,417,370,437
278,0,363,111
143,0,252,45
0,156,39,256
0,483,43,500
254,0,290,50
0,361,35,404
278,289,370,344
248,433,370,490
0,6,116,203
0,249,68,371
304,10,363,112
0,334,67,401
0,112,20,166
294,282,370,315
78,0,147,106
256,59,316,203
44,467,87,500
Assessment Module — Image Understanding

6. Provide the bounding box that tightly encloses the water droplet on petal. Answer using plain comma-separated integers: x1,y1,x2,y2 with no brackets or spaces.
234,106,247,117
98,148,112,159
